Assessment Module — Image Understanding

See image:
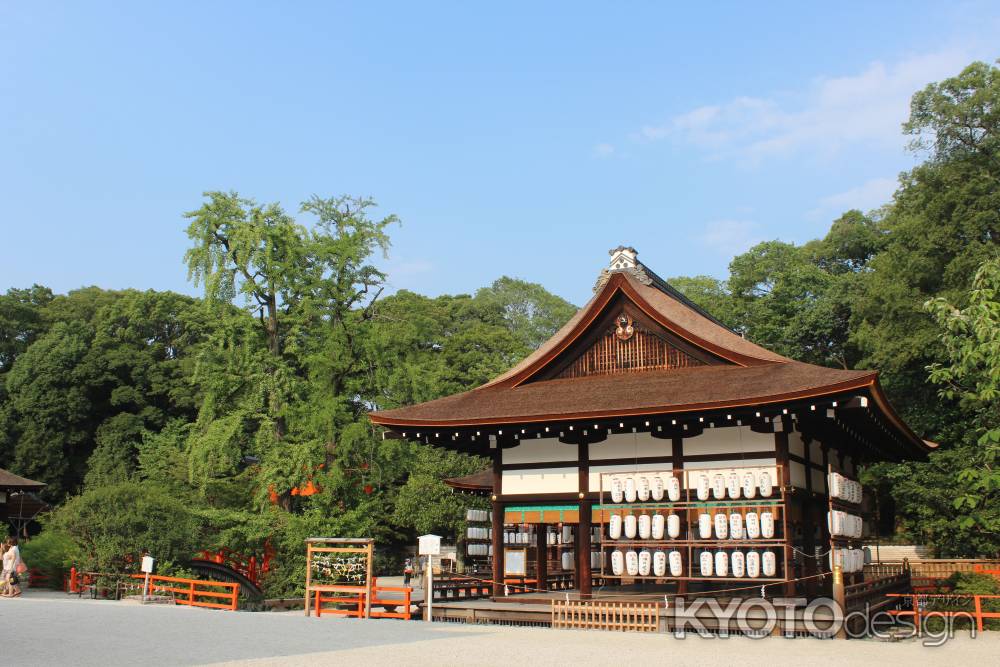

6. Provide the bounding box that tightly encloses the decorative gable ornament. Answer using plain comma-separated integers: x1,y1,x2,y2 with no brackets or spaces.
594,245,653,292
614,313,635,341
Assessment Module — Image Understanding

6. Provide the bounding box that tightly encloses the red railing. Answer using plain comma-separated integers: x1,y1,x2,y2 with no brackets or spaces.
313,580,412,620
887,593,1000,633
133,574,239,611
195,544,273,588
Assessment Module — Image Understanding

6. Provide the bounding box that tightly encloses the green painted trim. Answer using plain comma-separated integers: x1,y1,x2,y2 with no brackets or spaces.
505,504,579,512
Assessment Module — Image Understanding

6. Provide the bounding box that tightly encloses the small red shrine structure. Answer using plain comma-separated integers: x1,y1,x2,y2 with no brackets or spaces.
370,247,932,599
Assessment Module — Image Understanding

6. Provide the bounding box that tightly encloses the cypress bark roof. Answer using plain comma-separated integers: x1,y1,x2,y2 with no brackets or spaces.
0,468,46,492
370,257,929,456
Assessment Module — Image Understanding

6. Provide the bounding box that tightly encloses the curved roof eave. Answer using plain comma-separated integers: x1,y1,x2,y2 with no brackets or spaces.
370,372,879,429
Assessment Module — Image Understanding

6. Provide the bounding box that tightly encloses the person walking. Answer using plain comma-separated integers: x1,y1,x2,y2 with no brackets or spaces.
2,537,23,598
403,558,413,586
0,542,8,596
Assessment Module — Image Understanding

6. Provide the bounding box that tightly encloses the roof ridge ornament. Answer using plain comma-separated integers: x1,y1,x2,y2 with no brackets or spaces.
594,246,653,292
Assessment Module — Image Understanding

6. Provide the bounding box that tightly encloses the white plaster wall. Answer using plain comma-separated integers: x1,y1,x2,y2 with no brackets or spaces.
588,432,669,461
682,425,776,457
809,439,825,467
590,462,677,492
501,467,577,495
790,461,807,488
811,467,826,491
828,449,842,473
788,430,806,458
682,462,778,490
501,436,576,466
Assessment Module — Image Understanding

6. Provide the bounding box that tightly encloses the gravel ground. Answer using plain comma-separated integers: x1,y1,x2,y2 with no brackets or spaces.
2,591,997,666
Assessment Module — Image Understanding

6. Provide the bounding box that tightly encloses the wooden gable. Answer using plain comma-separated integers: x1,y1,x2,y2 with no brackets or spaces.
530,295,729,382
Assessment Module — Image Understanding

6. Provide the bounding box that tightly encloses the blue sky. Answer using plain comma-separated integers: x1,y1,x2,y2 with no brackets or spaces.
3,2,1000,307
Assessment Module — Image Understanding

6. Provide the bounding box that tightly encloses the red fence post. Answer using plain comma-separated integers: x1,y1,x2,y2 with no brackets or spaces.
974,595,983,634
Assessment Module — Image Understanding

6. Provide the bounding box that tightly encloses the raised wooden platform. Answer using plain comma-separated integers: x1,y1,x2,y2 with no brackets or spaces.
432,589,846,637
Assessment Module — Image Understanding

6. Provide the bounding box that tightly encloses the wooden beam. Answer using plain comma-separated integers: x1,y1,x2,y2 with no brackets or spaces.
775,430,795,596
577,436,592,598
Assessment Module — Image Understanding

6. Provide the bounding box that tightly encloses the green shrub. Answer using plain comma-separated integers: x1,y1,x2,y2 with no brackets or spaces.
48,481,201,575
20,529,75,588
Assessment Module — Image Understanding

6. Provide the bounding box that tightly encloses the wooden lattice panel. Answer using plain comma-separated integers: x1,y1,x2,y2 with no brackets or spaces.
551,600,660,632
556,328,703,379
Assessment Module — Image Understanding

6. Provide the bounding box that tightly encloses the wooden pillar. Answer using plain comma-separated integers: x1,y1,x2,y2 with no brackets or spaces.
671,436,687,597
801,436,817,597
775,429,796,596
491,442,505,598
535,520,548,592
577,436,592,597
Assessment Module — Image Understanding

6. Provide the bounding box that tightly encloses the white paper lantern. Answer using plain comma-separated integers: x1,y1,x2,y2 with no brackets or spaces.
699,551,714,577
745,512,760,539
697,474,710,501
637,475,650,502
698,513,712,539
727,472,741,499
626,550,639,576
746,551,761,578
712,473,726,500
667,476,682,502
638,550,652,576
653,550,667,576
638,514,652,539
762,550,776,577
731,551,745,577
758,470,773,497
729,513,744,540
715,551,729,577
714,512,729,539
608,514,622,540
669,550,684,577
562,551,574,571
611,477,624,503
742,471,757,499
624,477,637,503
611,550,624,575
651,514,665,540
562,525,573,544
829,472,844,500
761,512,775,539
624,514,637,539
667,513,681,539
651,476,665,501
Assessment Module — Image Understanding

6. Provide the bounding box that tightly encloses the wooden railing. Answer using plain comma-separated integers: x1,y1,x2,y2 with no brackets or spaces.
887,593,1000,633
194,546,272,588
865,559,1000,579
844,572,910,611
552,600,659,632
312,583,413,620
136,574,239,611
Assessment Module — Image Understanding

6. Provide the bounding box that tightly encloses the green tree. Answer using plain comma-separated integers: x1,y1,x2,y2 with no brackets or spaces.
854,61,1000,436
49,481,201,573
0,284,53,373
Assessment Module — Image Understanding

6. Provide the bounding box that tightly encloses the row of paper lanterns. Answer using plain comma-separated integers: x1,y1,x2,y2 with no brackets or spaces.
609,469,774,504
558,551,606,571
607,511,775,540
828,511,864,538
465,509,491,522
608,549,777,578
831,548,866,573
828,473,863,504
467,543,493,556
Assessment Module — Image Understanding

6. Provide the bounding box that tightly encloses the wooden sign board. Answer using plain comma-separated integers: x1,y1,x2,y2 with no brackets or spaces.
504,548,527,576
